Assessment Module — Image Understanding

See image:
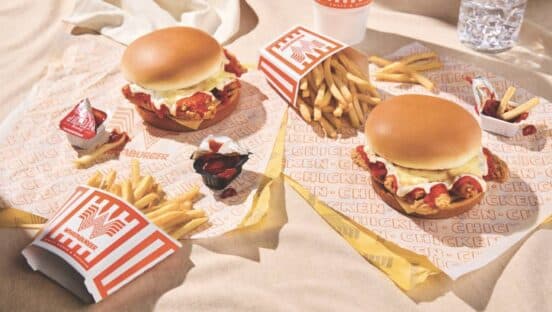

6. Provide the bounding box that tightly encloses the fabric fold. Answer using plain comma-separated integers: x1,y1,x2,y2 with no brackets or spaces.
63,0,240,45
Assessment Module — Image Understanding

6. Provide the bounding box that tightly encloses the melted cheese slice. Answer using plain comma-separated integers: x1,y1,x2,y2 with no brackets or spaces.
395,154,485,186
363,146,488,197
129,69,237,116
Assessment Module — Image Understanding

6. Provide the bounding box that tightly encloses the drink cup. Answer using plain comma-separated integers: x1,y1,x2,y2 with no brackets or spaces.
457,0,527,53
313,0,372,45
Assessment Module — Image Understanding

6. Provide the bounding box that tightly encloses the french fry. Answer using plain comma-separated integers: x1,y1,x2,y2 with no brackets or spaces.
134,175,154,200
319,115,337,138
313,65,324,87
333,74,352,102
314,83,327,107
379,61,406,74
179,200,193,211
74,134,128,168
322,112,343,131
154,183,165,200
501,97,540,120
371,54,441,72
173,185,200,203
357,94,381,106
399,51,438,65
361,101,371,117
337,53,380,97
121,180,134,204
406,60,443,72
170,217,209,239
410,71,436,91
185,209,206,219
299,78,308,90
349,81,364,120
145,202,179,219
87,171,103,188
323,58,346,104
109,183,122,197
319,88,332,108
368,55,391,67
321,105,335,113
347,101,361,129
101,170,117,190
151,211,191,230
314,107,322,121
336,52,367,80
370,51,441,92
345,72,371,86
134,193,160,210
375,72,416,83
307,70,318,93
333,103,344,117
380,62,436,91
131,158,140,186
299,101,313,122
498,86,516,117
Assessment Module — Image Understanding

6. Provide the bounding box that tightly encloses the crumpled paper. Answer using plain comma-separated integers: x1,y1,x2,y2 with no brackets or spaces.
64,0,240,45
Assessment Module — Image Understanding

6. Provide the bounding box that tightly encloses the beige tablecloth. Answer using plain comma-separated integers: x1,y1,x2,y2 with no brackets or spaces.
1,0,551,311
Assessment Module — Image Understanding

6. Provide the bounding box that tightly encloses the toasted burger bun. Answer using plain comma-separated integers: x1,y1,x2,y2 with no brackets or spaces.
134,88,240,132
365,95,481,170
121,27,224,91
372,178,483,219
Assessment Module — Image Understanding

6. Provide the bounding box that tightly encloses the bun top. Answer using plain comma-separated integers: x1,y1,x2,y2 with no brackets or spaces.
364,94,481,170
121,27,224,91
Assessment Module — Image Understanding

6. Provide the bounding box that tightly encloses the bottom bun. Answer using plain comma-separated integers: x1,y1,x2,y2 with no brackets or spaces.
135,88,240,132
372,177,484,219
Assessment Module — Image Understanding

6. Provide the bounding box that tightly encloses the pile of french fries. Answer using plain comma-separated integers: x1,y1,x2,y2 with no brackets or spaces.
369,51,442,91
496,86,540,121
87,159,208,239
297,51,380,138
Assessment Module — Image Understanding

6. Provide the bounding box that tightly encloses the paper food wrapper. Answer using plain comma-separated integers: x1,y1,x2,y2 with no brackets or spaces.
284,42,552,285
0,35,287,238
22,185,180,302
258,25,368,107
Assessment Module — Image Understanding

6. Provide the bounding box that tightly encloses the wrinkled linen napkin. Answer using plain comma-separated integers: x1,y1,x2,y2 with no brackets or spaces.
64,0,240,44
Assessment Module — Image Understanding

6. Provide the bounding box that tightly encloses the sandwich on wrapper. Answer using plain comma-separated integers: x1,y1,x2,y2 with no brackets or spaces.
121,27,246,132
352,94,509,218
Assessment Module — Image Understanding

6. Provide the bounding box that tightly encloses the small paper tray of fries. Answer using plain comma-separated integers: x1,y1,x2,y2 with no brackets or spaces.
259,25,380,138
22,161,205,303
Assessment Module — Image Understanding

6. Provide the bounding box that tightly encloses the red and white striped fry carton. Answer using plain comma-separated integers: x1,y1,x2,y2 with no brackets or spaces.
22,185,180,303
258,25,368,107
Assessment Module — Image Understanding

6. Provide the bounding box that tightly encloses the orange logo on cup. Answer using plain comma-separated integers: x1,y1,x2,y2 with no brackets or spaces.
316,0,372,9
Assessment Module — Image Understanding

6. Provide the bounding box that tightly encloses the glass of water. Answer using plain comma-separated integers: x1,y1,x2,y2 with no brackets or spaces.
457,0,527,53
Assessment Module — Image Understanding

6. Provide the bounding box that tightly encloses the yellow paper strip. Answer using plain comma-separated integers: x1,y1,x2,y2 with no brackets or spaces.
285,176,441,290
0,207,47,228
239,110,288,227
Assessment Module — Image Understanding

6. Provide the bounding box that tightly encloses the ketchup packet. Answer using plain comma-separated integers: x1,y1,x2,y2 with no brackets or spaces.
192,135,250,190
22,185,180,303
59,99,109,149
